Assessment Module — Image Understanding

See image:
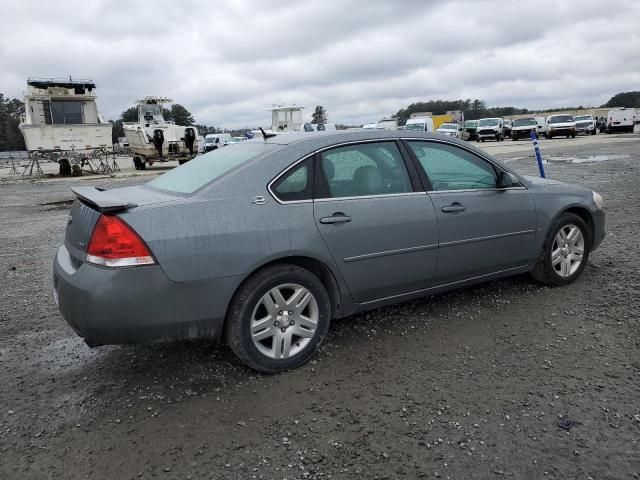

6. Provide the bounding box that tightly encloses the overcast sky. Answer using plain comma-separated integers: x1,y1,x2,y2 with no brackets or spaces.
2,0,639,128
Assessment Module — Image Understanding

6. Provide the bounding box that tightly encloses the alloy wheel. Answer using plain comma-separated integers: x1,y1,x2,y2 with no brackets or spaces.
250,283,319,359
551,224,585,278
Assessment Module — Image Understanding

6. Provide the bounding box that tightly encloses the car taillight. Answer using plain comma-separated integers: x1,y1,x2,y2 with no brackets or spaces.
86,215,155,267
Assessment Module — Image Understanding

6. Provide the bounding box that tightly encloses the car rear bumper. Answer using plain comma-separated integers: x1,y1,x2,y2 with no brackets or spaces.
53,245,242,345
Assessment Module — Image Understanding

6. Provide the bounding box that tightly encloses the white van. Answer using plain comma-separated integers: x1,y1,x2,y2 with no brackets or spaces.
204,133,232,152
606,108,635,133
404,117,435,132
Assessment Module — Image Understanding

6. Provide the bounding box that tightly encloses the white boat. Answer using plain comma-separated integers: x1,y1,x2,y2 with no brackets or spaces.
19,78,112,153
253,104,308,137
123,97,198,169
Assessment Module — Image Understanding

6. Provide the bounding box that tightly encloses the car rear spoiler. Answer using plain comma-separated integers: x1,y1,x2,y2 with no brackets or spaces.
71,186,137,213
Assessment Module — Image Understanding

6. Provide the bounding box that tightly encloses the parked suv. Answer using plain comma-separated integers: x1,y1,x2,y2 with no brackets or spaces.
476,118,504,142
546,115,576,139
574,115,597,135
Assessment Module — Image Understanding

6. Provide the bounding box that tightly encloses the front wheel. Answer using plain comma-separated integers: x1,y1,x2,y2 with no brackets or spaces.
530,213,590,286
225,264,331,373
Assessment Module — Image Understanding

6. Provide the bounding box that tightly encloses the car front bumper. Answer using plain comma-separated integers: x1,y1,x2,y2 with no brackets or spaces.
591,208,606,252
477,129,501,139
53,245,242,345
548,127,576,136
511,129,536,139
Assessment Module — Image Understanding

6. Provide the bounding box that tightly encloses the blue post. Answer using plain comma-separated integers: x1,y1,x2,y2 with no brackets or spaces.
530,131,546,178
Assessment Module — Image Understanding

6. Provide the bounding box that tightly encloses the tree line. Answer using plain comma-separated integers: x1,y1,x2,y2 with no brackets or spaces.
1,91,639,151
0,94,26,151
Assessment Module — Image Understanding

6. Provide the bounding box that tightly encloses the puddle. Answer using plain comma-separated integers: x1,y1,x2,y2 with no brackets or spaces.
546,154,630,164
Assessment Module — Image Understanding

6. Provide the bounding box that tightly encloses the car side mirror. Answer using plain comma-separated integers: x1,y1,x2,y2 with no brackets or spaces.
497,171,514,188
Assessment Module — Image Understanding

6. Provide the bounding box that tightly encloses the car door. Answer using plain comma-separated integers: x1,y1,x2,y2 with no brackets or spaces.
313,141,438,303
404,140,537,283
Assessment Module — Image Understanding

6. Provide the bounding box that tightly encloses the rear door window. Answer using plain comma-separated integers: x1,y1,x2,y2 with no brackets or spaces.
318,142,413,198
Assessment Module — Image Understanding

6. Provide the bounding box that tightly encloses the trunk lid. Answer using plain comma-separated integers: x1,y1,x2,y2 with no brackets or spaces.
65,185,180,264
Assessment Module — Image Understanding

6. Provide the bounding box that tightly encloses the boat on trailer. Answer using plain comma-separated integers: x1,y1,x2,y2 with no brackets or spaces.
18,77,114,175
123,97,198,169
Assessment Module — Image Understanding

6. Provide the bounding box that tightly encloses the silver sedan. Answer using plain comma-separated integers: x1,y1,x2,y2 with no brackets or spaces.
54,130,605,372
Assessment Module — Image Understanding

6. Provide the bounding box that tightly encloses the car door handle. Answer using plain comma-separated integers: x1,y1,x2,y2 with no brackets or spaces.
319,212,352,224
441,203,466,213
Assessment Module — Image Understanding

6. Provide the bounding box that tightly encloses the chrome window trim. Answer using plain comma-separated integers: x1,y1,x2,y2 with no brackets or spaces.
267,137,527,205
267,152,316,205
315,192,426,203
401,137,528,189
267,139,418,205
427,186,527,194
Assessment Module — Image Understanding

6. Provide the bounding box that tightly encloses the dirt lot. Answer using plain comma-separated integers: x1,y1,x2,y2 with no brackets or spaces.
0,135,639,480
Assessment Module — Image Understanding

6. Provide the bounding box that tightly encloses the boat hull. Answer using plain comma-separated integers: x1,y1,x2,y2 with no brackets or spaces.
123,125,196,160
19,124,112,152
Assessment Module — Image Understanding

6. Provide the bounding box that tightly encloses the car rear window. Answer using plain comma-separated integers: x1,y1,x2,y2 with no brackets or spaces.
148,143,277,194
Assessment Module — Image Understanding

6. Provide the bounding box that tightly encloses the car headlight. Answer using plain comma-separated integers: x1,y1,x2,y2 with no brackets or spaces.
592,191,604,209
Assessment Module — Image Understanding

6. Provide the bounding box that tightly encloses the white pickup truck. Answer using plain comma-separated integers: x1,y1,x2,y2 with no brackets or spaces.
546,114,576,139
574,115,597,135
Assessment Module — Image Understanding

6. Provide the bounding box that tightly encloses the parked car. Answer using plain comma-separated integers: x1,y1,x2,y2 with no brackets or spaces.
459,120,479,141
574,115,597,135
546,115,576,139
435,123,459,137
54,130,605,372
204,133,232,152
476,118,505,142
503,119,513,138
606,108,635,133
510,117,539,140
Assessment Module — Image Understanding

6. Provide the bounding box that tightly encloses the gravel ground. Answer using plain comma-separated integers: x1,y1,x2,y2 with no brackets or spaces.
0,135,639,480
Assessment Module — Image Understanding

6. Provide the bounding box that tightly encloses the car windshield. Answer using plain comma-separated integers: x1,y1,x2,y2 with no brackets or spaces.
549,115,573,123
148,143,278,194
478,119,499,127
439,124,457,130
574,116,591,121
463,121,478,128
404,123,425,131
514,118,537,127
205,138,215,144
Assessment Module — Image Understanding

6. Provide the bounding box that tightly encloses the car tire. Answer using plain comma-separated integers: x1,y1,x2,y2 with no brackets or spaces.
225,264,331,373
530,212,590,286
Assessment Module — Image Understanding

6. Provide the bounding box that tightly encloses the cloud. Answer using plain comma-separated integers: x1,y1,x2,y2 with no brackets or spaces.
2,0,639,127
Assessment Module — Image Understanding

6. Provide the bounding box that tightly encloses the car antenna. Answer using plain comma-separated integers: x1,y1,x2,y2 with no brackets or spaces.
260,127,277,140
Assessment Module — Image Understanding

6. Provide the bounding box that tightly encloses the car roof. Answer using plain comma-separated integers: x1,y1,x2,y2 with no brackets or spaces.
244,129,466,148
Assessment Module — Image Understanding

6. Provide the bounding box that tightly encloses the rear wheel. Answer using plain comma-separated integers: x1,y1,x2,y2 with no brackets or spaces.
530,213,590,286
225,264,331,373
